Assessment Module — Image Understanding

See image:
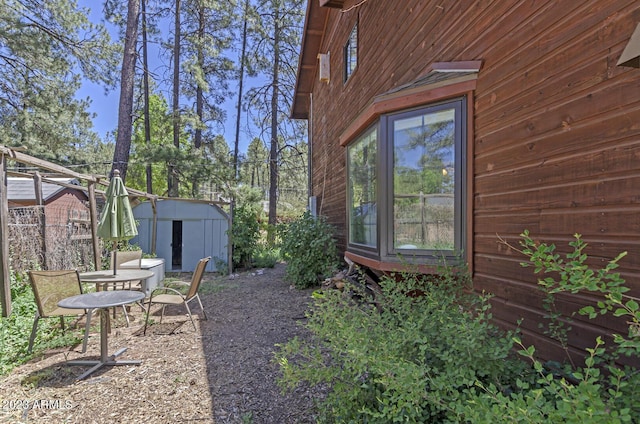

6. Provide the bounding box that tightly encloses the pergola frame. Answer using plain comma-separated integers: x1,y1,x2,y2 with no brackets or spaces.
1,146,154,316
1,145,230,316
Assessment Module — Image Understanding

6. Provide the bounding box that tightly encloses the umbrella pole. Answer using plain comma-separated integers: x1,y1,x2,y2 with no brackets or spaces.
113,242,118,275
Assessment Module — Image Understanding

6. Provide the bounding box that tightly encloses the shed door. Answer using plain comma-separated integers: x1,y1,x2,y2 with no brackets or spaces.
156,220,173,272
154,218,217,272
182,220,205,271
171,221,182,270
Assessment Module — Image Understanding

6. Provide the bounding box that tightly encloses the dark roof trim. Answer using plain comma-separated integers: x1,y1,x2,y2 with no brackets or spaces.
291,1,329,119
320,0,345,8
339,62,481,146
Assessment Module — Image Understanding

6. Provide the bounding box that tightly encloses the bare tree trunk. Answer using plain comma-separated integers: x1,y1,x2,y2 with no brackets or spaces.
268,15,280,233
191,0,206,198
112,0,140,181
194,0,204,150
168,0,181,197
141,0,153,194
234,0,250,181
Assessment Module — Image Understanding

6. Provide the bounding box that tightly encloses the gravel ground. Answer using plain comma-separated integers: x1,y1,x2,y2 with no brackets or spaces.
0,263,324,423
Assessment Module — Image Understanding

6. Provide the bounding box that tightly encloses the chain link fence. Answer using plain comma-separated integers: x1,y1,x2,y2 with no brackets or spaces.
8,204,98,273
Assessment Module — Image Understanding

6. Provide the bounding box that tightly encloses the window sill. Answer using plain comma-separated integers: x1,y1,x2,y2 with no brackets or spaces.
344,251,441,274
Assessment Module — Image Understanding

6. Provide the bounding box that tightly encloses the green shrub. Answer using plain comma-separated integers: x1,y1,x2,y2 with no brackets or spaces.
457,231,640,423
212,256,229,275
252,245,280,269
252,223,281,268
230,203,261,269
275,265,525,422
280,212,339,289
277,232,640,423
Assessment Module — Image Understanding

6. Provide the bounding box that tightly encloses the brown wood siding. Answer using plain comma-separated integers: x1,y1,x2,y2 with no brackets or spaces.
307,0,640,361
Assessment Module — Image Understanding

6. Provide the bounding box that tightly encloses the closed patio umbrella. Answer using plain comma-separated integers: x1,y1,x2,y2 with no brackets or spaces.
97,170,138,274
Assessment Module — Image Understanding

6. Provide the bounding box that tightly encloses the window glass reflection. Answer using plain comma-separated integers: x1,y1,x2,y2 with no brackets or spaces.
348,128,377,247
392,109,455,250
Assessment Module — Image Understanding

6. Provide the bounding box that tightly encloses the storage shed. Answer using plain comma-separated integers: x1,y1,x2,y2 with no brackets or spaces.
131,199,229,273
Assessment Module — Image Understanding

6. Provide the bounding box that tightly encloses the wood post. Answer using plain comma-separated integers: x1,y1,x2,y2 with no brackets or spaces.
0,154,11,316
88,181,101,271
33,172,47,269
150,197,157,255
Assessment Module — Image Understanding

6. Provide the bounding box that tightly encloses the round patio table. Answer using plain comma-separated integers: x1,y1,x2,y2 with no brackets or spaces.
58,290,145,380
79,269,154,326
79,269,154,291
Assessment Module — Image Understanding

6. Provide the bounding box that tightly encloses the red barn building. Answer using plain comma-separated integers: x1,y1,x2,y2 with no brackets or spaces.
7,177,91,269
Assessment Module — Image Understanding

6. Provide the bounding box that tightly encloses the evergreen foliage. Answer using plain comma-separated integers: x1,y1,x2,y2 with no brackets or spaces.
0,0,118,165
245,0,307,226
280,212,339,289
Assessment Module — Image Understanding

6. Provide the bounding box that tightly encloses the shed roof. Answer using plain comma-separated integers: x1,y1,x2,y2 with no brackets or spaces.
133,198,229,220
7,177,82,202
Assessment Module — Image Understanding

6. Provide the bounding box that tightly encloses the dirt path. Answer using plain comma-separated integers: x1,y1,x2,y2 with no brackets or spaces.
203,264,322,423
0,263,322,423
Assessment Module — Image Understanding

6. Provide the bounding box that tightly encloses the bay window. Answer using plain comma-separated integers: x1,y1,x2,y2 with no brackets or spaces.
347,97,467,265
348,127,377,248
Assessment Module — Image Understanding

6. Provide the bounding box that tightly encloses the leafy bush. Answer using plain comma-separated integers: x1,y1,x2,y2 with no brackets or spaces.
276,232,640,423
212,256,229,275
276,266,525,422
230,203,261,269
457,231,640,423
280,212,339,289
252,245,280,269
252,223,281,268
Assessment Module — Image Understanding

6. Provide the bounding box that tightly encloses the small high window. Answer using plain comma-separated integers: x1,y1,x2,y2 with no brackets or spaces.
344,22,358,82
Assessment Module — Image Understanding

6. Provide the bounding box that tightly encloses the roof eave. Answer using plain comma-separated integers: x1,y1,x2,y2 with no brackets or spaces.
291,1,329,119
319,0,345,8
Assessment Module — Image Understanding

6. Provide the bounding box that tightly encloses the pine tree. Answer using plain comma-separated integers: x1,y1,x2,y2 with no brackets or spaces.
0,0,118,164
246,0,307,230
111,0,140,181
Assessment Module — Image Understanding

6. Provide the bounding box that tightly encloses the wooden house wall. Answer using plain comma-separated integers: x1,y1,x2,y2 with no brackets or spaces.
308,0,640,361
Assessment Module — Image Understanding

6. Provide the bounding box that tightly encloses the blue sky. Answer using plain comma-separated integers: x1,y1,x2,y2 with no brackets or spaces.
75,1,251,153
74,1,117,139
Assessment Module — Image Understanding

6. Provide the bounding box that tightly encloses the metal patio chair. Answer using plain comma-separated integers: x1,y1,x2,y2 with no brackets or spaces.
108,249,145,326
143,256,210,334
28,270,92,353
110,249,143,290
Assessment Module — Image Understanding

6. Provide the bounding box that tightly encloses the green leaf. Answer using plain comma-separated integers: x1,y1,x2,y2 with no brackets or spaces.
614,308,628,317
